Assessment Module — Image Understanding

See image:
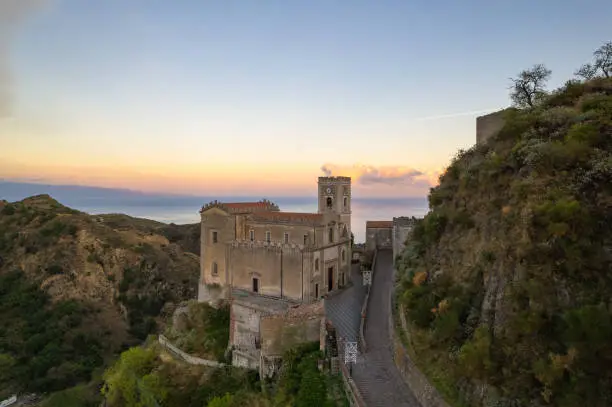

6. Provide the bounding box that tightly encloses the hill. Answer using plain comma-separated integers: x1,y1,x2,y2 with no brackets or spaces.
0,195,200,398
96,213,200,256
396,77,612,406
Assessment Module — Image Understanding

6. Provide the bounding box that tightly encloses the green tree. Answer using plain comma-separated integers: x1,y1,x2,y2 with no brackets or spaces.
102,347,167,407
0,353,15,382
295,369,327,407
207,393,234,407
576,41,612,79
510,64,551,107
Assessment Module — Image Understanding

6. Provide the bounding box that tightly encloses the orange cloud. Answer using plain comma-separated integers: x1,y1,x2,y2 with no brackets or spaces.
321,163,442,189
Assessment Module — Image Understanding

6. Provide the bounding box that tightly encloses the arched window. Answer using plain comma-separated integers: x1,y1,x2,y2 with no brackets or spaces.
211,262,218,276
343,196,348,209
326,197,333,209
315,258,319,271
341,249,345,262
328,227,334,243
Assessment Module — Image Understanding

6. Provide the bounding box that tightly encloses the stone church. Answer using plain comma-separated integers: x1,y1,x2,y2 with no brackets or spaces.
197,176,352,369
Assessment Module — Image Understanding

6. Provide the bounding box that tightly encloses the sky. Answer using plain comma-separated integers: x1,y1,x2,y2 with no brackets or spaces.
1,0,610,197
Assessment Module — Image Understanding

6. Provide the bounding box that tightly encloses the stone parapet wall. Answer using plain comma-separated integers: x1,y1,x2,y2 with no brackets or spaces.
358,249,377,353
230,240,306,251
318,176,352,184
388,287,450,407
158,335,225,367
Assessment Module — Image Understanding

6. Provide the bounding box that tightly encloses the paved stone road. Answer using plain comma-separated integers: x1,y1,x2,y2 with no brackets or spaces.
325,263,366,344
350,250,420,407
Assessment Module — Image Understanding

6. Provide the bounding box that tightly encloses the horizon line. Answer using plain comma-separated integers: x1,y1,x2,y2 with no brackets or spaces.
0,180,429,200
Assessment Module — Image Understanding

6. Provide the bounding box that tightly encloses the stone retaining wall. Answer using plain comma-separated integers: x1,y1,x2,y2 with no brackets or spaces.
388,286,450,407
158,335,225,367
358,249,377,352
339,357,367,407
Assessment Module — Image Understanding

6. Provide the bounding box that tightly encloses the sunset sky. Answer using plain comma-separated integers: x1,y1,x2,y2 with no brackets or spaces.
1,0,610,197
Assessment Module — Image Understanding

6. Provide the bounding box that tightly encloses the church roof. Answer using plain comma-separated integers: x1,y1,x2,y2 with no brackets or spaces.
366,220,393,229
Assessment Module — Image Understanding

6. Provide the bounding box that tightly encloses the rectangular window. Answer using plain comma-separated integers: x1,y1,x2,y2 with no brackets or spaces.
303,234,308,245
315,283,319,299
284,232,289,244
343,196,348,208
212,231,218,243
328,227,334,243
211,262,218,276
265,231,271,243
250,230,254,241
252,278,259,293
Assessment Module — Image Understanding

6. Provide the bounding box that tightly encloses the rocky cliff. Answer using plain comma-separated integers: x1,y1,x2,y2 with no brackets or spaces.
396,78,612,406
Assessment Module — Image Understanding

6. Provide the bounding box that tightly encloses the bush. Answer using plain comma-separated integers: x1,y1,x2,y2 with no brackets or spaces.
1,204,16,216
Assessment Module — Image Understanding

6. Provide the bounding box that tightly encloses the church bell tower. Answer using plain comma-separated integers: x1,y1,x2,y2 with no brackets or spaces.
318,176,352,238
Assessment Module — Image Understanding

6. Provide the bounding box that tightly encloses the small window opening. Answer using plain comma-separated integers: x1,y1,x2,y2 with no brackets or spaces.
342,249,345,262
265,231,271,243
315,258,319,271
343,196,348,208
326,197,333,209
315,283,319,299
211,262,218,276
250,229,254,241
284,232,289,244
303,234,308,245
212,231,218,243
328,227,334,243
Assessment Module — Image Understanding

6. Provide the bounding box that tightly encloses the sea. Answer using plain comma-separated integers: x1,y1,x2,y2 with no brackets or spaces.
0,182,429,243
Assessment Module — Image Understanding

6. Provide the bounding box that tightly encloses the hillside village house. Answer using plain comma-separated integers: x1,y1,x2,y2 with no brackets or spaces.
198,176,352,369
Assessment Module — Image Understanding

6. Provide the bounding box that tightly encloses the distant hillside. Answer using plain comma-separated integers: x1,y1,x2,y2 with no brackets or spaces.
397,77,612,406
0,195,200,398
95,213,201,256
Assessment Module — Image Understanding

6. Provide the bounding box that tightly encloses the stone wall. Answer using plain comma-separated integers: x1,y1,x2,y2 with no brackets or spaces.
229,242,305,300
476,109,508,145
200,207,234,290
365,223,393,253
389,286,450,407
260,301,325,357
358,249,376,352
158,335,225,367
392,217,419,265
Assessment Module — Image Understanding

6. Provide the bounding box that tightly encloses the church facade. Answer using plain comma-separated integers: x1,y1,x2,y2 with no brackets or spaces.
197,176,352,369
198,176,352,305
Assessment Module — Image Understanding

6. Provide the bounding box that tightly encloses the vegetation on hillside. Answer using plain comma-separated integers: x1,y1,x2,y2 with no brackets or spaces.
96,214,200,255
99,341,347,407
396,41,612,407
0,270,103,400
164,301,231,362
0,195,199,399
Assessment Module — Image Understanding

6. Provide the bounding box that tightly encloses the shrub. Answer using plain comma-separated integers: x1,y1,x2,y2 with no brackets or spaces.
1,204,16,216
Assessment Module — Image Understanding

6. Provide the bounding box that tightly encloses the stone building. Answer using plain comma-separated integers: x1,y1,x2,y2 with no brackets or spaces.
392,217,419,265
197,176,352,369
476,109,511,145
365,221,393,253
